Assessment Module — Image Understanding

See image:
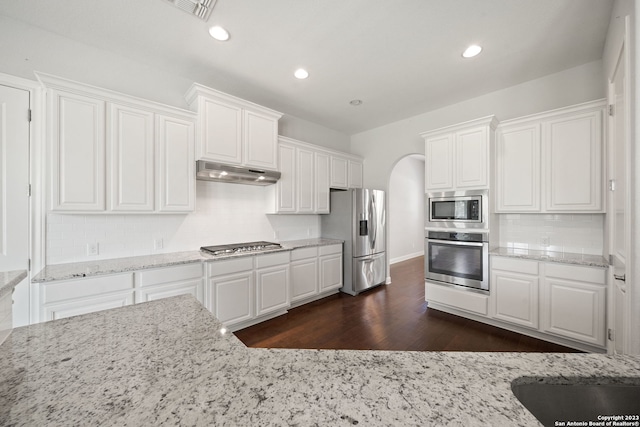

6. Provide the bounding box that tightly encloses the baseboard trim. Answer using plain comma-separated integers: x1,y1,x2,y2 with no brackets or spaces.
390,251,424,265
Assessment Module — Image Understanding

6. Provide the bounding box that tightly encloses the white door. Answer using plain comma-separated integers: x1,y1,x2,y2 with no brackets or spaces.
0,84,30,326
608,39,630,354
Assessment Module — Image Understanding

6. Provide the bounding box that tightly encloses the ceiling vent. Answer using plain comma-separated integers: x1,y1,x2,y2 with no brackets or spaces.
163,0,217,21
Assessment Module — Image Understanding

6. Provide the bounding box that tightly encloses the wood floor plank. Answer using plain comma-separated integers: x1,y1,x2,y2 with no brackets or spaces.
234,256,580,353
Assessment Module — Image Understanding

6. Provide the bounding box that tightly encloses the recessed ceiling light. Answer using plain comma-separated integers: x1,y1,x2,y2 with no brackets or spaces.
294,68,309,79
209,26,230,41
349,99,363,106
462,45,482,58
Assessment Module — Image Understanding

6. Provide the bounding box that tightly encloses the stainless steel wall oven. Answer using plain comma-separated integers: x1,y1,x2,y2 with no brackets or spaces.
425,230,489,293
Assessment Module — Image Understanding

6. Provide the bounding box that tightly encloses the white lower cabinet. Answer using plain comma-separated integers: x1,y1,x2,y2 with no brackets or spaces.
206,257,255,327
136,263,203,303
290,247,319,303
425,281,489,316
542,263,606,347
255,252,290,316
39,273,135,321
319,244,343,292
490,257,539,329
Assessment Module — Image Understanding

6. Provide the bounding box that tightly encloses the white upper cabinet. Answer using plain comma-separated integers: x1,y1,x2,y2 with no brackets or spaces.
185,83,282,171
156,114,195,212
421,116,497,192
108,103,155,212
495,100,605,213
38,73,196,214
269,137,362,214
495,123,541,212
49,89,106,211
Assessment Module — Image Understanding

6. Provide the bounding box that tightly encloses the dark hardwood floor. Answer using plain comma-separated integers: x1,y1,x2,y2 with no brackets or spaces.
235,256,580,352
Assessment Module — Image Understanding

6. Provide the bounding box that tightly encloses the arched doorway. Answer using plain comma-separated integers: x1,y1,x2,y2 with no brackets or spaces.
388,154,425,265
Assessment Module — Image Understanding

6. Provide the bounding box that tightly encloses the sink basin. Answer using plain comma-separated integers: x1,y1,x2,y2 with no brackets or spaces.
511,376,640,427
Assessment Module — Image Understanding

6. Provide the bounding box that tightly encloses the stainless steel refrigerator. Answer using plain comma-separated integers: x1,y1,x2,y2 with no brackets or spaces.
320,188,386,295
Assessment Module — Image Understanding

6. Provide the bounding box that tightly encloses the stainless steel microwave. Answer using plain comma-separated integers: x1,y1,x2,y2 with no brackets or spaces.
426,190,488,229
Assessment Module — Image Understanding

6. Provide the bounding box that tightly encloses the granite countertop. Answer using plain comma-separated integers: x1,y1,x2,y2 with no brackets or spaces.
490,247,609,268
0,270,28,299
32,238,344,283
1,295,638,426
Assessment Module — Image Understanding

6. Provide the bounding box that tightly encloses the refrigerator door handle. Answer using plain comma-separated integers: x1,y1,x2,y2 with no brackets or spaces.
370,194,377,250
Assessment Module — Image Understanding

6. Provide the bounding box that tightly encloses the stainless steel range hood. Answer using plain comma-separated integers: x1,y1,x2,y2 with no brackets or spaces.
196,160,280,186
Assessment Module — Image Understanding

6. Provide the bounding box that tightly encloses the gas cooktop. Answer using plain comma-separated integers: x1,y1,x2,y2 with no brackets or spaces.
200,241,282,256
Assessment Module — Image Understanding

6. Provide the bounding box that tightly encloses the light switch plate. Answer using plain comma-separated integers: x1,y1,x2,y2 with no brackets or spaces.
86,243,99,256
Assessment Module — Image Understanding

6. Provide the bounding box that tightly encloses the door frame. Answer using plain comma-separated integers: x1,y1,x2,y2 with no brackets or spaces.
0,72,44,325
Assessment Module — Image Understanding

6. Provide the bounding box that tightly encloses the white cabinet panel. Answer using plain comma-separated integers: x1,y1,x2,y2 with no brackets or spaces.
491,270,539,329
255,265,289,316
544,111,602,211
291,258,319,302
425,281,488,315
456,127,487,189
43,293,134,321
315,152,330,213
138,280,202,303
137,263,203,304
496,124,541,212
424,134,453,191
243,110,278,170
50,90,106,211
156,114,195,212
209,272,254,326
108,103,154,212
319,253,342,292
348,160,363,189
276,143,296,212
296,147,315,213
200,97,242,164
330,156,348,189
542,277,606,346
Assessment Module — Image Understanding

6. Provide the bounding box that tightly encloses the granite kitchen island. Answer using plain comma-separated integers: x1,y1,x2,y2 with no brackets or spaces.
1,295,638,426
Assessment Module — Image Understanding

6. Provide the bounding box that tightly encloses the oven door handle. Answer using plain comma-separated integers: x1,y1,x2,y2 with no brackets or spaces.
427,239,486,247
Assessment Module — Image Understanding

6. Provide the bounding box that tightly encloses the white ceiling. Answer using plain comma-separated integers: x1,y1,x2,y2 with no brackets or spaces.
0,0,613,135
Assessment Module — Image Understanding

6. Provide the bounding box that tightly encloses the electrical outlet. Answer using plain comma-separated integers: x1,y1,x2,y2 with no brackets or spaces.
154,238,164,250
540,236,550,247
86,243,99,256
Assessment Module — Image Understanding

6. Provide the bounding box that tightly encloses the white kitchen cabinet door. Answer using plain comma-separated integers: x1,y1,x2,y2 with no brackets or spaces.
315,152,330,214
156,114,195,212
199,96,243,165
243,110,279,170
43,293,134,321
275,143,296,213
209,271,254,327
137,263,204,304
495,124,541,212
544,110,603,211
348,160,363,189
455,126,487,189
491,270,539,329
330,156,349,189
296,147,315,213
290,258,319,303
542,266,606,347
319,245,343,292
50,90,106,211
424,134,453,191
255,264,289,316
107,103,155,212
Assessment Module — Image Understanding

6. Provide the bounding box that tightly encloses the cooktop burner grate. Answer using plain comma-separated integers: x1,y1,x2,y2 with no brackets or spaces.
200,241,282,256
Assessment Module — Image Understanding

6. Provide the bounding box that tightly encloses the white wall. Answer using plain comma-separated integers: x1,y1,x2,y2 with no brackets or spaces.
46,181,320,264
388,156,425,264
350,60,606,191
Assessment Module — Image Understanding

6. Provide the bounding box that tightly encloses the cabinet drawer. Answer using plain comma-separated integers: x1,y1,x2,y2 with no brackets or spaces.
291,246,318,261
319,244,342,256
41,273,134,304
425,281,488,315
255,251,290,268
138,263,203,287
491,256,539,275
207,257,254,277
544,263,606,284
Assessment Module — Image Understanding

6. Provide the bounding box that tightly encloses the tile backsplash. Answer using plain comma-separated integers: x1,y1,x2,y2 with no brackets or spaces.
498,213,604,256
46,181,320,265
